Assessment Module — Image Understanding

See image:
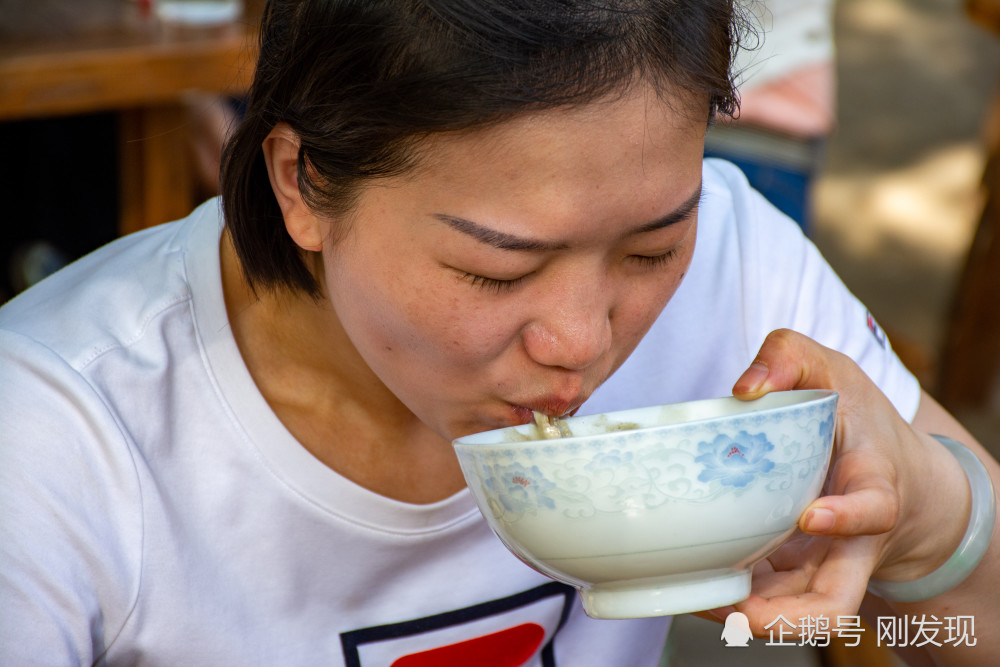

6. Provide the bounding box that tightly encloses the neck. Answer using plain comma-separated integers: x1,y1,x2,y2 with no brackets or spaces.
219,233,466,503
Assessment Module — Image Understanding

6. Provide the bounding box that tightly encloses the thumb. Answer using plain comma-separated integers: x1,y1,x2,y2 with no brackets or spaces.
732,329,851,399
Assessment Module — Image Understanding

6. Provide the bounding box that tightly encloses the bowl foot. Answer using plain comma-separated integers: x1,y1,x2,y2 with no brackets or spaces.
579,569,751,619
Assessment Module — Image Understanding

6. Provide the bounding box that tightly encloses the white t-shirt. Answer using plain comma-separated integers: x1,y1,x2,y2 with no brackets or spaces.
586,159,917,418
0,159,918,665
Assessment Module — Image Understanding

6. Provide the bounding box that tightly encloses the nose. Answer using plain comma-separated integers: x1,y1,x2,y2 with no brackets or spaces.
522,281,613,371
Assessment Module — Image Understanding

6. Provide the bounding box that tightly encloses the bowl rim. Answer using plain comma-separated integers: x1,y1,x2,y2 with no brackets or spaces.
453,389,838,448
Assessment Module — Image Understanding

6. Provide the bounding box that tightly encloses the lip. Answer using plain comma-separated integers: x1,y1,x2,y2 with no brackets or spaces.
510,398,582,425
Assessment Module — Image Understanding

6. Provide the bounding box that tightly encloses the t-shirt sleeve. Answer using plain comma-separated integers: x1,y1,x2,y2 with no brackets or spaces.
0,331,142,663
721,161,922,422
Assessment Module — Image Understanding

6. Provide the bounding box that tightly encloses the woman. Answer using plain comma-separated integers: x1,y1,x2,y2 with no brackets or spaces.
2,1,997,664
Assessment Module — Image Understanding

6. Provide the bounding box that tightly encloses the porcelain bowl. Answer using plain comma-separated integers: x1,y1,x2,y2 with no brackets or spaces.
453,390,838,619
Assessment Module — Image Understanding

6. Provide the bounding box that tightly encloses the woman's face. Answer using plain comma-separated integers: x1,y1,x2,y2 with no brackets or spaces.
320,87,707,440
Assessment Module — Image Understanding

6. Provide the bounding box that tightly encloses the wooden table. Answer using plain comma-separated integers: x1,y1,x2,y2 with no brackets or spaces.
0,0,261,234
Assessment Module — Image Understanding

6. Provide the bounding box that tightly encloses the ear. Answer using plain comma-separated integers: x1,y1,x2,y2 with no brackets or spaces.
262,122,324,252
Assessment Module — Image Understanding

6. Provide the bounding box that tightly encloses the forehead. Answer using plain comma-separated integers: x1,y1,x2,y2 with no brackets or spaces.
398,85,708,203
344,84,707,244
416,84,706,165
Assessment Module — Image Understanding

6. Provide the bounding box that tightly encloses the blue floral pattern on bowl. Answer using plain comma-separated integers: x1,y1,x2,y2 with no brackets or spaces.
483,462,557,515
695,431,775,488
459,393,838,524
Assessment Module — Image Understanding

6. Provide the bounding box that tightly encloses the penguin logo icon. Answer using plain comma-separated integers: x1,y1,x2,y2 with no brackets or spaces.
721,611,752,647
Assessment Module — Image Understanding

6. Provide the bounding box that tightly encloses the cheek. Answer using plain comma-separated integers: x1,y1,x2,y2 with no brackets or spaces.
614,237,695,340
613,285,673,344
402,295,520,366
336,259,520,368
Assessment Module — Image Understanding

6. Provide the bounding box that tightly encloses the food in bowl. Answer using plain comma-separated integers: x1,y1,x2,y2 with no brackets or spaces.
532,410,571,439
453,390,838,618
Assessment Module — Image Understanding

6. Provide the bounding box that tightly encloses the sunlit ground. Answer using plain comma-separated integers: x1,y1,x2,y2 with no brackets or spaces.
815,143,983,358
812,0,1000,448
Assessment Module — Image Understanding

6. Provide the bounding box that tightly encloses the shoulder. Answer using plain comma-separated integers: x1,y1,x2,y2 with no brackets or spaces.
0,199,223,660
698,159,920,419
691,158,816,314
0,199,222,371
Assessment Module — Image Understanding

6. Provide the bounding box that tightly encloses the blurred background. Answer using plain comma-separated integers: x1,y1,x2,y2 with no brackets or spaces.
813,0,1000,454
1,0,998,666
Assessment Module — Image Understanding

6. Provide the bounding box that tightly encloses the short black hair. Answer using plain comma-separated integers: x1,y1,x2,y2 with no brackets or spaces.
221,0,750,297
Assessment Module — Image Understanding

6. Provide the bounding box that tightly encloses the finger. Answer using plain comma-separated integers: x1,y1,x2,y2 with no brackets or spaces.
749,537,829,597
732,329,856,399
749,563,816,600
800,489,898,538
763,533,823,572
800,452,900,537
705,538,829,624
737,537,880,634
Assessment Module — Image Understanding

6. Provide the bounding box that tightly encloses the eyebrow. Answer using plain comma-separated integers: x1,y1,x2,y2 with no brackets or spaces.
433,182,703,252
623,184,704,238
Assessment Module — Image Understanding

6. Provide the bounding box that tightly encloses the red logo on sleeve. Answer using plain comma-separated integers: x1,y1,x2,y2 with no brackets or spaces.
866,311,887,349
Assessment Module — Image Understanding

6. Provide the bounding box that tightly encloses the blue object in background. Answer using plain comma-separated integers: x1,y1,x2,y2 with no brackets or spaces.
704,126,825,236
704,149,813,233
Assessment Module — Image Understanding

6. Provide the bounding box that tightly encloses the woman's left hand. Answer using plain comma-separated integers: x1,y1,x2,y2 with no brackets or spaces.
708,329,972,635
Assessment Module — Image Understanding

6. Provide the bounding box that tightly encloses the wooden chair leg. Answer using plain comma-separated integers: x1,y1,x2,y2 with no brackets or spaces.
936,94,1000,410
118,103,196,236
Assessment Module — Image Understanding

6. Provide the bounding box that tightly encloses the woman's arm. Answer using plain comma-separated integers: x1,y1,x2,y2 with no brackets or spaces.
873,392,1000,665
723,329,1000,664
0,332,142,663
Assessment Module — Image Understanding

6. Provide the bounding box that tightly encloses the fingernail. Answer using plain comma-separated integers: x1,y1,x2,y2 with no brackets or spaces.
735,361,769,394
804,508,835,534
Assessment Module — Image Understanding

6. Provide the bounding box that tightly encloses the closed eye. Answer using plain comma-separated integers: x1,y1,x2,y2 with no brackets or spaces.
459,272,529,294
629,248,678,269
